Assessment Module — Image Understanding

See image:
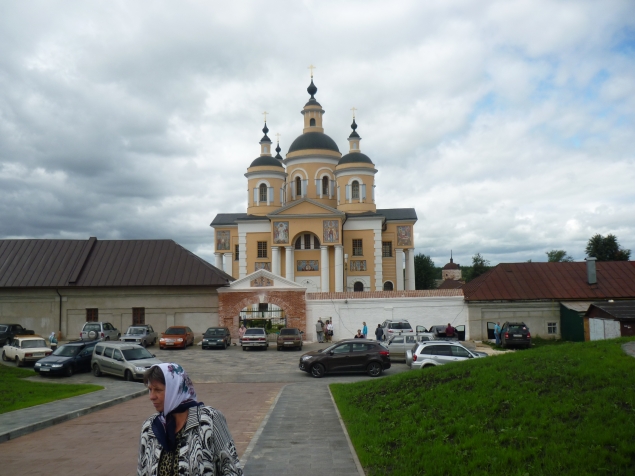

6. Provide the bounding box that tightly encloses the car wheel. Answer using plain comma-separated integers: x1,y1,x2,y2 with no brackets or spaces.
311,363,325,378
125,370,134,382
223,342,227,350
92,364,102,377
105,336,110,341
1,351,7,362
65,365,74,377
15,356,22,367
367,362,382,377
277,347,281,351
242,346,246,351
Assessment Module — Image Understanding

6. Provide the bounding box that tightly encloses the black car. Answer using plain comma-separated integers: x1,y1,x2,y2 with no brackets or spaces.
33,340,98,377
299,339,391,378
0,323,35,346
202,327,232,349
500,322,531,349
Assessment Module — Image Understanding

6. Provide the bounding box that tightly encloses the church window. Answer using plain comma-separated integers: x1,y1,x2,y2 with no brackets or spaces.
295,177,302,197
257,241,268,258
383,281,394,291
314,236,320,247
353,281,364,292
352,181,360,199
259,184,267,202
235,244,239,261
304,234,311,249
382,242,392,257
295,234,320,250
132,308,145,325
322,176,329,196
352,239,363,256
295,237,302,250
310,118,316,126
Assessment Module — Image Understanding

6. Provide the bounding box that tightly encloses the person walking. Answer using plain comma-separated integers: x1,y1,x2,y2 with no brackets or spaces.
138,363,243,475
494,321,501,346
326,320,334,342
316,318,325,343
238,322,247,345
375,324,384,341
362,322,368,339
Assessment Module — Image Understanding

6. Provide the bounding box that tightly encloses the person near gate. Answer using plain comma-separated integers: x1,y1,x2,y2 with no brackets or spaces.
375,324,384,341
362,322,368,339
316,318,325,343
494,321,501,346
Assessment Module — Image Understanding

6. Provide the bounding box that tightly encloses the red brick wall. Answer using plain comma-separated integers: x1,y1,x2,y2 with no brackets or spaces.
219,290,307,339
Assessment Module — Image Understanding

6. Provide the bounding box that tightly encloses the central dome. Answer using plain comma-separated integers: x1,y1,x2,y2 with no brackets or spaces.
288,132,340,154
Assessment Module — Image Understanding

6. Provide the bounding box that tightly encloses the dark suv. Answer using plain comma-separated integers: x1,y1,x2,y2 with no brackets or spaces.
299,339,391,378
500,322,531,349
202,327,232,349
34,340,98,377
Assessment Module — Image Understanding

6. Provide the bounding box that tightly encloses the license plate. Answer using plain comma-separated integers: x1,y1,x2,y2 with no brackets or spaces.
166,342,174,346
40,368,50,372
34,353,43,357
284,342,294,345
513,334,522,337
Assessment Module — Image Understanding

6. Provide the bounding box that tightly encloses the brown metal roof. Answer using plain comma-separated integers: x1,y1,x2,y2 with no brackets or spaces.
585,301,635,320
0,238,233,288
463,261,635,302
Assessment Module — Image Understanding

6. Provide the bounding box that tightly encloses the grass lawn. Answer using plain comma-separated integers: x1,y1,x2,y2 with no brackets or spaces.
331,337,635,476
0,365,103,414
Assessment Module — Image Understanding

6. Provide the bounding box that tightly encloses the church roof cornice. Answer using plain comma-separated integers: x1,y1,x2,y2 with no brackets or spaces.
268,197,345,218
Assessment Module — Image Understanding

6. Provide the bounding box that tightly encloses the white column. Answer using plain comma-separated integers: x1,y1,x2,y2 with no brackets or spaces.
374,227,383,291
335,245,344,292
320,246,329,292
396,248,404,290
238,230,247,279
215,253,223,270
406,249,416,290
223,253,233,277
285,246,294,281
272,246,281,276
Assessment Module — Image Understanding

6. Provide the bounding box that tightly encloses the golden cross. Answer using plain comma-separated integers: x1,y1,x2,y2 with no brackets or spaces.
351,107,357,118
308,64,316,77
275,133,281,142
262,111,268,123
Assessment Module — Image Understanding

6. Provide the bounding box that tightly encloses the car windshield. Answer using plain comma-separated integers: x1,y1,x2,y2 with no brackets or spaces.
83,324,100,332
280,329,298,335
126,328,145,335
52,345,81,357
0,325,7,332
22,339,47,349
165,328,185,335
508,325,527,332
245,329,265,335
122,348,154,360
205,329,225,336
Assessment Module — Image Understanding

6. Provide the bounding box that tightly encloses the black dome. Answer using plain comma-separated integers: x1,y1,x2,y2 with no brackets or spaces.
249,156,284,168
288,132,340,154
338,152,373,165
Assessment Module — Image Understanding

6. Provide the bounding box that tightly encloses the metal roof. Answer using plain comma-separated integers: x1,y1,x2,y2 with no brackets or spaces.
0,238,233,288
585,301,635,320
376,208,418,221
463,261,635,302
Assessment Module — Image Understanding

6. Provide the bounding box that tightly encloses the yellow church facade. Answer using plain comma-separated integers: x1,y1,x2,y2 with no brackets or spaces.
211,76,417,292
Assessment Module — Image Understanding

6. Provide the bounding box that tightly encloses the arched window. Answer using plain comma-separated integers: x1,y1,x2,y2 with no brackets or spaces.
354,281,364,292
322,176,329,196
352,181,360,199
295,176,302,197
259,184,267,202
294,234,320,250
310,118,316,126
383,281,394,291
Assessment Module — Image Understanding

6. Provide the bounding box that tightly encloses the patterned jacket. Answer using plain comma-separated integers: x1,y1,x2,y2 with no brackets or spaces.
138,405,243,476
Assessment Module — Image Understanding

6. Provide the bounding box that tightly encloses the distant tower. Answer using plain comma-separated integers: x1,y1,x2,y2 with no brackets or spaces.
441,251,461,280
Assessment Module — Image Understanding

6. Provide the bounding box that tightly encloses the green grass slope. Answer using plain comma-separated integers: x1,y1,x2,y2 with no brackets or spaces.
0,365,102,414
331,338,635,476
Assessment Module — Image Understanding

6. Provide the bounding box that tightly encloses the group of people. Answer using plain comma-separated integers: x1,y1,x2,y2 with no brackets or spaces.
353,322,368,339
315,318,334,343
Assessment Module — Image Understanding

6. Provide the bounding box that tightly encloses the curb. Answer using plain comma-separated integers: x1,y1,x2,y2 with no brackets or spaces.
0,387,148,443
328,385,366,476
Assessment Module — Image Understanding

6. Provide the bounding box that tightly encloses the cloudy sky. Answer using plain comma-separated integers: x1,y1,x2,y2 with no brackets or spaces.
1,0,634,268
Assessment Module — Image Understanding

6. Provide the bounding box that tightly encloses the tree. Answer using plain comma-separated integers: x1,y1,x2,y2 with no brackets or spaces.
414,253,437,290
466,253,490,282
546,250,574,262
585,234,631,261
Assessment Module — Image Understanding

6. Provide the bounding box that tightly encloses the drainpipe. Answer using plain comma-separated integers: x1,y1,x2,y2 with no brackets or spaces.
56,289,63,337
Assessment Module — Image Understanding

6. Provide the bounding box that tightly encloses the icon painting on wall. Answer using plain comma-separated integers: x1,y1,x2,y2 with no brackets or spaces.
216,231,231,251
255,262,271,271
250,276,273,287
273,221,289,244
350,260,367,272
396,226,412,247
323,220,339,243
297,260,319,272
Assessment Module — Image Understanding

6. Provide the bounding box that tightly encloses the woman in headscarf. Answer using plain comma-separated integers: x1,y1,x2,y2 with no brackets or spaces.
138,363,243,476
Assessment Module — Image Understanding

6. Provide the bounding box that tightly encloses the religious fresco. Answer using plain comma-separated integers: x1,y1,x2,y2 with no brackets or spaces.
216,231,231,251
323,220,339,243
396,226,413,247
255,262,271,271
250,276,273,287
273,221,289,244
350,260,367,272
297,260,319,272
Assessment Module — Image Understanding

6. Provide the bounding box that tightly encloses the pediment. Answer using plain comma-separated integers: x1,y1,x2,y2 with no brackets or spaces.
219,269,307,291
268,198,344,218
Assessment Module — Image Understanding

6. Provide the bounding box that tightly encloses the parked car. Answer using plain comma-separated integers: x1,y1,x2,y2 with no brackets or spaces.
92,342,162,381
428,324,466,341
406,341,487,369
0,323,35,346
159,326,194,350
120,325,158,347
500,322,531,349
241,328,268,350
202,327,232,349
299,339,391,378
2,336,52,367
34,340,98,376
385,334,419,360
380,319,414,341
277,328,303,351
80,322,120,341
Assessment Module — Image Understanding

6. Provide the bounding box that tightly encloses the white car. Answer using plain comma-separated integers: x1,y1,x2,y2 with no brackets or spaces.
241,328,269,350
406,341,487,369
2,336,52,366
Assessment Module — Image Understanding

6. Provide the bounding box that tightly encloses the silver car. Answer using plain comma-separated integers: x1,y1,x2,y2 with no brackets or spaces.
385,335,419,360
406,341,487,369
80,322,120,341
120,325,158,347
91,342,162,381
241,328,269,350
